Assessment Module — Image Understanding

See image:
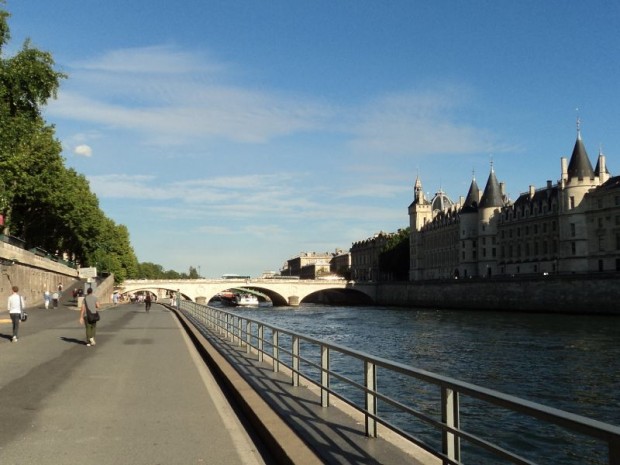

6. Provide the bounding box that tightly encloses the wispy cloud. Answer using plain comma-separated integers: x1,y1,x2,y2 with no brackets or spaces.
49,45,335,145
90,172,404,224
347,88,499,156
49,45,504,156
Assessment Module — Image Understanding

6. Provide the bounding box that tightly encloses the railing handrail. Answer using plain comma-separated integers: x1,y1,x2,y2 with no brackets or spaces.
179,301,620,464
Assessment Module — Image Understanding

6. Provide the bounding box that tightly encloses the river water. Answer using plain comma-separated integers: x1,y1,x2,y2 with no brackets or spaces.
231,304,620,464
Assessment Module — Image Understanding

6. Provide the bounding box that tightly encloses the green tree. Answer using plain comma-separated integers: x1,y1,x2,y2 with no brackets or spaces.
137,262,166,279
84,218,138,283
0,6,66,237
378,228,410,281
0,6,140,282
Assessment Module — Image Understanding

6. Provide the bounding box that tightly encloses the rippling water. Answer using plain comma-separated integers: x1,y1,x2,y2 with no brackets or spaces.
232,304,620,464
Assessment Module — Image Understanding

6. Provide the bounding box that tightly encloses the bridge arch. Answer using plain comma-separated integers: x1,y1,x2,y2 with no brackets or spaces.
120,279,375,307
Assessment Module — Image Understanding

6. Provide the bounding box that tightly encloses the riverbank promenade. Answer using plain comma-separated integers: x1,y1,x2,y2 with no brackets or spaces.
0,301,269,465
1,300,424,465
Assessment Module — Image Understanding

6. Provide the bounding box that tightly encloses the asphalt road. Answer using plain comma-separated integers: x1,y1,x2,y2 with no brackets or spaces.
0,301,266,465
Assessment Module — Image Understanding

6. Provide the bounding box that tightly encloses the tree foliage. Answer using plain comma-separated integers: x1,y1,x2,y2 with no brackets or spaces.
378,228,410,281
136,263,200,280
0,7,209,283
0,7,144,283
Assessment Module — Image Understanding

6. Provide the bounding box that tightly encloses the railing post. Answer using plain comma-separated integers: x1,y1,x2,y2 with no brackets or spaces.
246,320,252,354
441,387,461,463
321,344,329,407
237,317,243,347
292,335,299,386
273,329,279,372
258,324,264,362
365,360,377,437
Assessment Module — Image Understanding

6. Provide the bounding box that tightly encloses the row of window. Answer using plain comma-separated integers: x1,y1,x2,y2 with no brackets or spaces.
500,220,558,239
502,201,559,221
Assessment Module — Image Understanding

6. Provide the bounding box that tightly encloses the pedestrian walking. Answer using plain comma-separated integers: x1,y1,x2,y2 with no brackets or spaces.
145,293,152,312
7,286,25,342
44,289,51,309
52,290,59,308
79,287,100,347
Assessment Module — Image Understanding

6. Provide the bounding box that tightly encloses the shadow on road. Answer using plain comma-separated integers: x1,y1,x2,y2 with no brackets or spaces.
59,336,87,345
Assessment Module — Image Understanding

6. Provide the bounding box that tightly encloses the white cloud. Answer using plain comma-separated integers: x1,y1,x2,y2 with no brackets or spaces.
49,46,335,145
347,88,500,156
89,171,404,226
73,144,93,157
73,45,227,76
50,45,503,156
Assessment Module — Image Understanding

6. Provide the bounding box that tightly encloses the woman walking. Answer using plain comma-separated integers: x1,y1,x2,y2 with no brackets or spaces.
7,286,25,342
79,287,100,347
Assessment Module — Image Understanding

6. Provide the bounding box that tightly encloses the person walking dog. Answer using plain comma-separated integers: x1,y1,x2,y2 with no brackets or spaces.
8,286,25,342
79,288,100,347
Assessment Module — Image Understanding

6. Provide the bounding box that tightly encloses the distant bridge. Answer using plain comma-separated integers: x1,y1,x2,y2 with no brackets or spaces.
121,278,375,306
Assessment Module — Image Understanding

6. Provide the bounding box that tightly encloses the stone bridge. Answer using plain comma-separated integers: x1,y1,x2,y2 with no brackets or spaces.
120,278,376,306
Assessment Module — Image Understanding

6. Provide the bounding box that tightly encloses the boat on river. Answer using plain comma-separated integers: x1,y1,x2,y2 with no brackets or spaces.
218,291,259,307
234,293,259,306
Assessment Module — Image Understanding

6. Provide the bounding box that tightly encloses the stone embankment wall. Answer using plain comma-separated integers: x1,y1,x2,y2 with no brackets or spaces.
374,274,620,314
0,241,79,308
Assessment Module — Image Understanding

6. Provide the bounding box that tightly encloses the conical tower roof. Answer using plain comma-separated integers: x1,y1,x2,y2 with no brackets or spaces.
478,166,503,209
461,176,480,213
464,177,480,206
594,147,610,177
567,132,595,181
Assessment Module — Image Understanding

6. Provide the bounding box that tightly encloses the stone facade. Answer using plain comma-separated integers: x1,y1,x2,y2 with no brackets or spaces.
409,127,619,280
282,251,338,279
330,249,351,276
350,232,394,281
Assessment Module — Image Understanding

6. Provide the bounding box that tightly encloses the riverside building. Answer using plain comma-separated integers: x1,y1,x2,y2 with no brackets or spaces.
408,125,619,280
350,232,395,281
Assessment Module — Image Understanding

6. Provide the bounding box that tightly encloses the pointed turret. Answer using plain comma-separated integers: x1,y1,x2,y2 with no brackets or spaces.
478,165,504,209
414,175,423,202
566,126,595,181
462,175,480,212
594,145,610,182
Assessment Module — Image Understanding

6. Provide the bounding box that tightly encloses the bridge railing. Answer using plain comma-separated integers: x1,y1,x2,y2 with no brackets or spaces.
178,300,620,465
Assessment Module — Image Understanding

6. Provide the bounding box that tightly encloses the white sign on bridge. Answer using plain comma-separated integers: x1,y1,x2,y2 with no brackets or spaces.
78,267,97,279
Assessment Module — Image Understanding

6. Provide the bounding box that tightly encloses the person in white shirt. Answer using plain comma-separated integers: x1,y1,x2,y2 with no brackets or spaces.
44,289,51,309
7,286,25,342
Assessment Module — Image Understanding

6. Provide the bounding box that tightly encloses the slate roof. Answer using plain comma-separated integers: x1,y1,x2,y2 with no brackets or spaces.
567,135,595,181
478,168,504,209
594,156,611,177
461,177,480,213
512,185,559,210
593,175,620,192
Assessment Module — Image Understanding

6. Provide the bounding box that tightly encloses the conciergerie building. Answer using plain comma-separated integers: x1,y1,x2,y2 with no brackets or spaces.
408,123,620,281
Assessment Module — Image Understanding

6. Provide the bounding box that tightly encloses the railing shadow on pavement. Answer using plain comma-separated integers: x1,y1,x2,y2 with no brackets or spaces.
173,304,439,465
197,321,415,464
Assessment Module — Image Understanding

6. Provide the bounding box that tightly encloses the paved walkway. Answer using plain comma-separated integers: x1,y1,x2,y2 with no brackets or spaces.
0,301,266,465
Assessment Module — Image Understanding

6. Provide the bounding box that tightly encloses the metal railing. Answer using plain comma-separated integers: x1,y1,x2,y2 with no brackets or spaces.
179,300,620,465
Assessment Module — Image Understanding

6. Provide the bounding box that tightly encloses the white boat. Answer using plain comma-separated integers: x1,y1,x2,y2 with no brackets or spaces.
234,294,259,306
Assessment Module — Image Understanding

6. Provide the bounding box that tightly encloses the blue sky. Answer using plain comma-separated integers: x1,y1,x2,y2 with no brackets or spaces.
5,1,620,277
